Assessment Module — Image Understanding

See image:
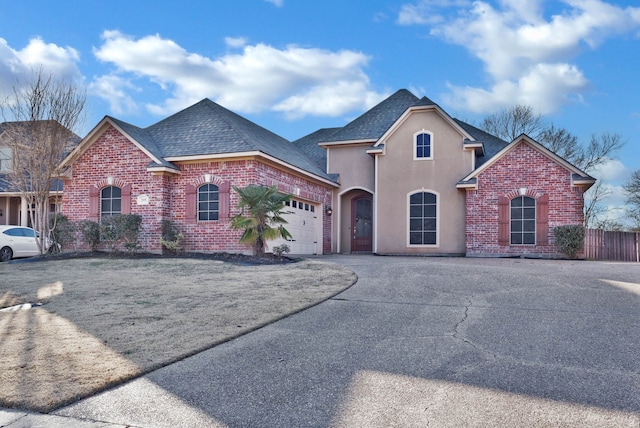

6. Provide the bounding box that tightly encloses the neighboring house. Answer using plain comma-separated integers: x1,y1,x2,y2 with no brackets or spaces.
0,122,71,227
59,89,595,257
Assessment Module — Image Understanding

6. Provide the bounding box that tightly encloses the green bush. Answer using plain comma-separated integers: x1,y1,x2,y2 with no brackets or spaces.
119,214,143,253
160,220,183,254
272,243,290,257
554,225,585,259
101,214,143,253
48,213,76,251
80,220,101,251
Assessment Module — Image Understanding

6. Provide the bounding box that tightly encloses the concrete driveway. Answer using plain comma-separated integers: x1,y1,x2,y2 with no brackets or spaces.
52,255,640,427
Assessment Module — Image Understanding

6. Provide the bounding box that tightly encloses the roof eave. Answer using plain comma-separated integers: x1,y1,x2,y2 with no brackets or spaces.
166,151,339,188
318,139,377,148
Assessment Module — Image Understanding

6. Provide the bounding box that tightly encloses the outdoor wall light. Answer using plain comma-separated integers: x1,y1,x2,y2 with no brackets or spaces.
325,206,333,216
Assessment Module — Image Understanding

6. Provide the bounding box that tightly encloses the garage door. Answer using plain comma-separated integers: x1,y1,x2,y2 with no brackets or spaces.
268,199,318,254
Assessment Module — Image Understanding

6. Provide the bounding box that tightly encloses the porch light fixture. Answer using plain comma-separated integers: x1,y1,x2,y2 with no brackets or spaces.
325,206,333,216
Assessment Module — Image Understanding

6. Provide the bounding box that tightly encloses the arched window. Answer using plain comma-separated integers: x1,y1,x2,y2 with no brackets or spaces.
101,186,121,218
409,191,438,246
198,184,219,221
510,196,535,244
414,130,433,160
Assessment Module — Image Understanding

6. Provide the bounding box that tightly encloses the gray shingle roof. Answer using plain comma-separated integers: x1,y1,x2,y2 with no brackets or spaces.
321,89,434,142
0,174,64,193
292,127,341,171
308,89,508,171
453,119,509,167
107,117,177,170
0,174,16,193
111,99,335,182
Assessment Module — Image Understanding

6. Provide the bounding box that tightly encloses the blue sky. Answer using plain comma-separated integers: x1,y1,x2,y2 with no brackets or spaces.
1,0,639,224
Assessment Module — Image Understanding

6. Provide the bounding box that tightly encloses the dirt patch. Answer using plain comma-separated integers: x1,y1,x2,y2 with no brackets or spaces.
0,253,357,412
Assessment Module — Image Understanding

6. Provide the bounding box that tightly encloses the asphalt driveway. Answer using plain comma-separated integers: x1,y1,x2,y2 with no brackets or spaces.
54,255,640,427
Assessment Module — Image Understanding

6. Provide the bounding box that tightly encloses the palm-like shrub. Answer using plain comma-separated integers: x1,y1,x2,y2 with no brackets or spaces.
230,185,292,257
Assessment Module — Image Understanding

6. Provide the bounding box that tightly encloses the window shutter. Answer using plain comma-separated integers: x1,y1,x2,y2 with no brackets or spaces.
536,194,549,245
185,184,197,223
121,184,131,214
89,186,99,221
498,196,509,245
219,181,231,219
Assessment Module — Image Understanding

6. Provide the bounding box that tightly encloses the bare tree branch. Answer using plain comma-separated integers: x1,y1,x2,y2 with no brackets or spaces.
480,104,546,142
0,67,85,253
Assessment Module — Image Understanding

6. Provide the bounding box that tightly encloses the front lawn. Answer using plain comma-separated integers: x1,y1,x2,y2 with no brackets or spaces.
0,255,356,412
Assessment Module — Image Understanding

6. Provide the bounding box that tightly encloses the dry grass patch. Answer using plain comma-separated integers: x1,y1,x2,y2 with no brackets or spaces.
0,256,356,412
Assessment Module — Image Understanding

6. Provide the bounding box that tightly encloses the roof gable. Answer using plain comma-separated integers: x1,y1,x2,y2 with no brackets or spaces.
59,117,176,171
320,89,429,143
458,134,595,188
61,99,336,184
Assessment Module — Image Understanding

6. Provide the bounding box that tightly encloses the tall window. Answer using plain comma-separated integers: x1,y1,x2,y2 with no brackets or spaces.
409,191,437,245
414,131,433,160
198,184,219,221
0,146,11,172
101,186,121,218
511,196,535,244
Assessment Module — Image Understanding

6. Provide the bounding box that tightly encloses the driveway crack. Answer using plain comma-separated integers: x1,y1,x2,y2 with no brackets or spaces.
451,297,497,361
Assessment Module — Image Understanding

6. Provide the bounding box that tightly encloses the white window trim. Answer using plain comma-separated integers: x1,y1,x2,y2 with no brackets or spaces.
407,189,440,248
197,183,220,221
509,196,536,246
413,129,434,161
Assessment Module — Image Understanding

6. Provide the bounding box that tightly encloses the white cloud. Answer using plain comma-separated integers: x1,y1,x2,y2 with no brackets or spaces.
443,63,589,114
92,30,384,119
224,36,248,49
397,1,470,25
400,1,640,114
0,37,82,98
88,74,139,116
265,0,283,7
590,158,630,182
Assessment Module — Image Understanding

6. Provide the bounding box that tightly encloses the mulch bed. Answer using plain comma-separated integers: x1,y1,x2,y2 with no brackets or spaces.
9,251,299,266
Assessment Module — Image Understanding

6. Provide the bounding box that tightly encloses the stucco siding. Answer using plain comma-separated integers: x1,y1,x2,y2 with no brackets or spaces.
374,111,472,254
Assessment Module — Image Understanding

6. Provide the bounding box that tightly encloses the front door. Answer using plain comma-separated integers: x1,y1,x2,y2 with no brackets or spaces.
351,196,372,252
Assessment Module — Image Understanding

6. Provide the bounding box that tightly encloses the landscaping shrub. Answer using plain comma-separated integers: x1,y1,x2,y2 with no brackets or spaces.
272,244,290,257
79,220,101,251
48,213,76,252
160,220,183,254
119,214,143,253
554,225,585,259
100,214,143,253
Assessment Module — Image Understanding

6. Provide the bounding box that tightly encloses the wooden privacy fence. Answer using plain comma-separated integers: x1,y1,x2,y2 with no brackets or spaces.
584,229,640,262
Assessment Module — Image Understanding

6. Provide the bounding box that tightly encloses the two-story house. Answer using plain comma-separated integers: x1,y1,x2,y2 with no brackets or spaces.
59,89,595,257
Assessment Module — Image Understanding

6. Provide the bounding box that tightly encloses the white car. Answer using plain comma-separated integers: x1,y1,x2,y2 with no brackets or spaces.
0,226,48,262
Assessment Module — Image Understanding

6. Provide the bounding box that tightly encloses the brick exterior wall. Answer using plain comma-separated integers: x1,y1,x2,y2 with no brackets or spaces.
62,124,334,254
465,142,586,258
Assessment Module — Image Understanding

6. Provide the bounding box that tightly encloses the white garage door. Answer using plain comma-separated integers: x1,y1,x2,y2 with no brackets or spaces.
268,199,318,255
